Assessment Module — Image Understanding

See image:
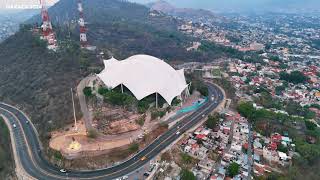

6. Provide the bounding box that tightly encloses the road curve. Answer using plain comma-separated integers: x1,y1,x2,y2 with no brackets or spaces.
0,82,224,180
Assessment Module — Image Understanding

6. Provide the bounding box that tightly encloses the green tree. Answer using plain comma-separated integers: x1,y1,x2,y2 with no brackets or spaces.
206,114,219,129
137,100,149,114
280,71,308,84
275,86,286,96
98,86,110,95
305,121,317,131
227,162,240,177
83,87,93,97
277,144,288,153
237,102,255,120
180,169,196,180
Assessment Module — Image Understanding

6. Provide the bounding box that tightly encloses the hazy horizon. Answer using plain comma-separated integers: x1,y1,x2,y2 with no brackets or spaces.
130,0,320,13
0,0,319,13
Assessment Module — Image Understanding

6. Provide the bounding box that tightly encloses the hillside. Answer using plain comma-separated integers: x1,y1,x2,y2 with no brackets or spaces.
0,28,88,139
0,117,15,179
30,0,237,61
0,0,241,144
148,0,219,22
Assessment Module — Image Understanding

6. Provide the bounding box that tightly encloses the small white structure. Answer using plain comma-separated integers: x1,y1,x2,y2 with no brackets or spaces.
97,55,188,105
278,151,288,161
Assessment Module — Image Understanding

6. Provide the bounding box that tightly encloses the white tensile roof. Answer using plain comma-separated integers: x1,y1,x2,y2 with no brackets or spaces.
97,54,188,105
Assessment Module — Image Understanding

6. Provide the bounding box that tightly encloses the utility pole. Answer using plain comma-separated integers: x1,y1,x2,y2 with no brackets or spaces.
71,88,77,131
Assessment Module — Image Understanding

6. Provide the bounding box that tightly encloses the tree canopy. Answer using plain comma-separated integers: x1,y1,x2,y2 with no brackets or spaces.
227,162,240,177
180,169,196,180
280,71,309,84
206,114,219,129
83,87,93,97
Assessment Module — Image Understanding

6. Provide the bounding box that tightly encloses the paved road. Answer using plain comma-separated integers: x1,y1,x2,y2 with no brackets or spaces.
247,124,254,180
0,82,224,180
77,75,95,131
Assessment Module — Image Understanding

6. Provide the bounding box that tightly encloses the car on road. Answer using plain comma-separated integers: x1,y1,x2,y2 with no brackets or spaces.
143,172,150,177
117,176,128,180
140,156,147,161
148,164,155,172
176,131,180,135
13,123,16,128
59,169,67,173
26,120,29,124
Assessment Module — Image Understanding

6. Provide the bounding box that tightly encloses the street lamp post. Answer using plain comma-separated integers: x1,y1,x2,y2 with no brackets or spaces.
71,88,78,131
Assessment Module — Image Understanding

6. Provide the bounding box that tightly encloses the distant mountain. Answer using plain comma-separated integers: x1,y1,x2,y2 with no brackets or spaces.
143,0,320,13
148,0,218,22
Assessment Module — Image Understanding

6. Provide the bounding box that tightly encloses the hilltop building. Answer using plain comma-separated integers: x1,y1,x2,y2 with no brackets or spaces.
97,54,189,105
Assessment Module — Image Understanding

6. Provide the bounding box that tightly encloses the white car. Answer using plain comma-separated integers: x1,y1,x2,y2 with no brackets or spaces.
59,169,67,173
13,124,17,128
176,131,180,135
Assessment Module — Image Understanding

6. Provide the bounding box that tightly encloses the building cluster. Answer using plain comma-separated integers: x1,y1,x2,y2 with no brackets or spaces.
228,59,320,109
0,16,18,42
178,14,320,58
177,110,253,180
179,22,230,46
210,111,251,180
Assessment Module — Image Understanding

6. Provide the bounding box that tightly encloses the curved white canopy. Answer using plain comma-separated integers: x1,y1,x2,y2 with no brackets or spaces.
97,55,188,105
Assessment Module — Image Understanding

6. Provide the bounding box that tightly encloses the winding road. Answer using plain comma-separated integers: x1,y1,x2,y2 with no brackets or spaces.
0,82,224,180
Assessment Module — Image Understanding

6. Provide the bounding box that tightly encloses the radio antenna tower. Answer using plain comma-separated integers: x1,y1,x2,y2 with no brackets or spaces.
39,0,57,50
78,0,88,48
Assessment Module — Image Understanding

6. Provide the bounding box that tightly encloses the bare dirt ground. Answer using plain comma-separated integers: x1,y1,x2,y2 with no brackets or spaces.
107,118,140,134
93,105,143,135
49,120,132,159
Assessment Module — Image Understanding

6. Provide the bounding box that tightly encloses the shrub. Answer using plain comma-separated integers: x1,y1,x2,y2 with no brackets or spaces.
87,129,98,138
180,153,192,164
129,142,139,153
135,116,145,126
